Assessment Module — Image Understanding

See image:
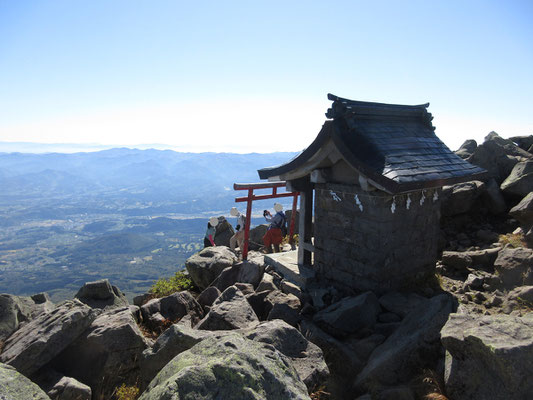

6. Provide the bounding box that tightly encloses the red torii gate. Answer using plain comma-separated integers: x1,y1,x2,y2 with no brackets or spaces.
234,181,299,261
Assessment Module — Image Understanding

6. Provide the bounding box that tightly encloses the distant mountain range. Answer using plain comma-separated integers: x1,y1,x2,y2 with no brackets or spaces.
0,146,298,216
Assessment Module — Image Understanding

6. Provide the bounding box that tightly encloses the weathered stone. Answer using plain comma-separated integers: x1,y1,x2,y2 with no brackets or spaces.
467,132,524,184
185,246,237,289
196,286,259,330
455,139,477,159
139,334,309,400
267,302,301,327
493,246,533,287
248,224,269,250
33,369,91,400
140,324,222,389
354,294,453,391
441,251,473,270
300,320,364,379
243,320,329,391
501,160,533,198
140,291,204,328
463,273,485,291
510,135,533,152
281,280,303,300
349,333,387,362
0,362,50,400
133,293,151,307
441,313,533,400
441,181,485,216
378,292,427,318
246,290,272,321
211,259,265,292
0,300,98,376
213,216,234,247
196,286,221,308
509,192,533,226
480,178,508,215
234,282,254,295
52,306,150,400
74,279,129,310
256,273,278,292
0,293,55,342
377,312,401,323
507,285,533,304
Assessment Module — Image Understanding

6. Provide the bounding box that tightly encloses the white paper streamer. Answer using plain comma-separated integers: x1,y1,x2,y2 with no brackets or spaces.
330,190,341,202
354,195,363,212
433,191,439,202
406,194,412,210
391,197,396,213
420,190,426,206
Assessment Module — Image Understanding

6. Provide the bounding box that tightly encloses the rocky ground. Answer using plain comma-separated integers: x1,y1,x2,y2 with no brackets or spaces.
0,132,532,400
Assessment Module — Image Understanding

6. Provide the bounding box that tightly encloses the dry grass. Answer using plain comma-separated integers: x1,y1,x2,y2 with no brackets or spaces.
114,383,140,400
499,232,526,248
310,385,331,400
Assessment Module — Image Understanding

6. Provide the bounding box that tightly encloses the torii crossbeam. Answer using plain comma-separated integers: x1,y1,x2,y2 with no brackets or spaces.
234,181,299,261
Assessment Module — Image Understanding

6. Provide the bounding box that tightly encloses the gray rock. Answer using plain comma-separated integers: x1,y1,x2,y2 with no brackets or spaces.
354,294,453,390
463,273,484,291
52,306,150,400
267,302,301,327
256,273,278,292
133,293,151,307
441,313,533,400
246,290,272,321
501,160,533,198
196,286,221,308
378,312,401,323
507,285,533,304
74,279,129,310
441,181,485,216
441,251,473,270
234,282,254,295
455,139,477,159
480,178,508,215
493,246,533,288
33,369,91,400
300,320,364,379
196,286,259,330
378,292,427,318
349,333,386,362
185,246,237,289
314,292,380,338
140,291,204,328
213,216,235,247
467,132,525,184
0,300,98,376
510,135,533,152
140,324,223,389
139,334,309,400
509,192,533,226
243,320,329,391
248,224,269,250
0,362,50,400
281,280,303,300
211,259,265,292
0,293,54,342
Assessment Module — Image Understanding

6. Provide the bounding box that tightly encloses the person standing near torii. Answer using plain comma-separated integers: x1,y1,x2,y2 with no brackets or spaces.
263,203,286,253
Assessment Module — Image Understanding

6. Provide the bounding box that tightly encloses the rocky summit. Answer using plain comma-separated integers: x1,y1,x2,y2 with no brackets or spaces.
0,132,532,400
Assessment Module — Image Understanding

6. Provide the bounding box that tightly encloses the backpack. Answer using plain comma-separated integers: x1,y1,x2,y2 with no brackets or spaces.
236,214,246,231
277,212,287,237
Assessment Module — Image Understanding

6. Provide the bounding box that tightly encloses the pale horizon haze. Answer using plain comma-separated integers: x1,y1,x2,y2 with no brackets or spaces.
1,1,532,153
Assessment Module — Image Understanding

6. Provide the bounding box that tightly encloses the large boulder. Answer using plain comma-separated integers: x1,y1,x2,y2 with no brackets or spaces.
213,216,235,247
493,246,533,288
140,324,223,389
52,306,150,399
0,362,51,400
441,181,485,216
378,292,427,318
509,192,533,227
33,369,91,400
74,279,129,310
211,259,265,292
0,300,98,376
467,132,527,184
196,286,259,330
185,246,237,289
353,294,453,392
454,139,477,159
140,291,204,328
249,224,268,250
313,292,380,338
510,135,533,152
243,320,329,392
480,178,508,215
266,291,302,327
0,293,54,342
500,160,533,198
139,334,310,400
441,313,533,400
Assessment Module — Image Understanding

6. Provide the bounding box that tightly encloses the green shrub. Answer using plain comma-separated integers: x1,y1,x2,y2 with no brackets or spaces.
149,271,195,297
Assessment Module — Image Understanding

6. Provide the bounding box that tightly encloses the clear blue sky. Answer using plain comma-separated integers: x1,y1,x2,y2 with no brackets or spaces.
0,0,531,152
